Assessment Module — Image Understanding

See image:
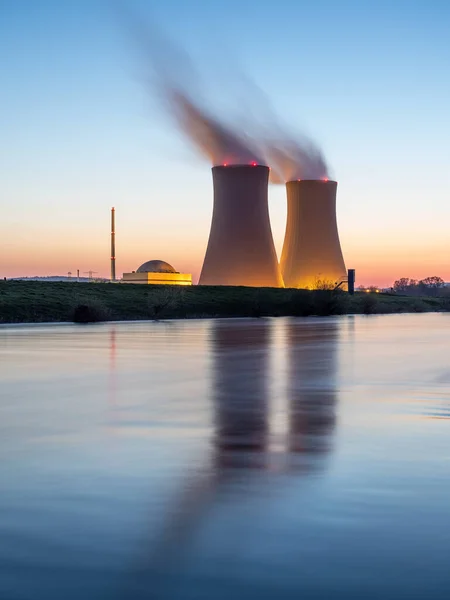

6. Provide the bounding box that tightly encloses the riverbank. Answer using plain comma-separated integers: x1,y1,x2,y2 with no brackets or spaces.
1,280,449,324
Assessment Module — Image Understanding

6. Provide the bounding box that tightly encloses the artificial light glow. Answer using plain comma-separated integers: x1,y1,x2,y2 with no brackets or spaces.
250,161,257,166
223,163,228,166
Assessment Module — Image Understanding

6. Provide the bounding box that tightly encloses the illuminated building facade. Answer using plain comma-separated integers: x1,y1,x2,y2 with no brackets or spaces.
122,260,192,285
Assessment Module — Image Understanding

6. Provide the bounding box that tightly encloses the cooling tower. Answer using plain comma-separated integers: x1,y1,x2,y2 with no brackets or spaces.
199,165,284,287
280,180,346,289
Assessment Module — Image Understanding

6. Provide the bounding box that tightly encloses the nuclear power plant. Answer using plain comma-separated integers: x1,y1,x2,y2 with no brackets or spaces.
135,24,350,290
115,172,348,290
280,180,347,289
199,165,284,288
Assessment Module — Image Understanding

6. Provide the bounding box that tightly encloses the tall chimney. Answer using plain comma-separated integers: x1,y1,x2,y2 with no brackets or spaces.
111,207,116,282
199,165,283,287
280,180,346,289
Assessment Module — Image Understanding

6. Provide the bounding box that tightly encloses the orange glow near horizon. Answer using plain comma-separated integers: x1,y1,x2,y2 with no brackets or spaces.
3,241,449,288
2,207,449,288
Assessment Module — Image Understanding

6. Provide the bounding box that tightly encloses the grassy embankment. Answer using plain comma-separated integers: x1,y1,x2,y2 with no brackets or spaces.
0,281,449,324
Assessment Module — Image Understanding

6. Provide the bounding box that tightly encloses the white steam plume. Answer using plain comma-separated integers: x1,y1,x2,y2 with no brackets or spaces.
124,10,329,181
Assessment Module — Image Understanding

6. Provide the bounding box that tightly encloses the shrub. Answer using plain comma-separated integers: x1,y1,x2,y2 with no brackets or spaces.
282,290,314,316
310,277,337,291
146,286,185,320
72,302,108,323
360,294,378,315
312,290,348,316
440,297,450,312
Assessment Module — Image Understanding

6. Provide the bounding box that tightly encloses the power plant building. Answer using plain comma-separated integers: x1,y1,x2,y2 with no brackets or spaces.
199,165,284,288
122,260,192,285
280,180,347,289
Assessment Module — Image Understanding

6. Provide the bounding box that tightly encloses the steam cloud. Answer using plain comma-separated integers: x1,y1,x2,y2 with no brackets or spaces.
131,15,329,182
166,90,264,167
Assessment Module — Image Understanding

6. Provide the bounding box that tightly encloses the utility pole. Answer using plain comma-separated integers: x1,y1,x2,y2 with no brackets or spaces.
84,271,98,281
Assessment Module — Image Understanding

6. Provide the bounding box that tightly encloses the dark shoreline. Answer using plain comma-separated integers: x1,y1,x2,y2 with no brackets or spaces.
1,281,449,324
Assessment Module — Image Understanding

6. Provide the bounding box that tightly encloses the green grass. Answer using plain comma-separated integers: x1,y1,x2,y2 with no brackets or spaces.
0,281,448,324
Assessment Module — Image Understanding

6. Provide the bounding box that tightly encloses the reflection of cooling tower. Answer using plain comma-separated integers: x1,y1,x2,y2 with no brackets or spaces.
199,165,284,287
286,319,338,466
280,180,346,289
211,320,270,469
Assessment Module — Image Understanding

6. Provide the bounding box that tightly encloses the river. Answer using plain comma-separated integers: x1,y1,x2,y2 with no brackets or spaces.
1,314,449,599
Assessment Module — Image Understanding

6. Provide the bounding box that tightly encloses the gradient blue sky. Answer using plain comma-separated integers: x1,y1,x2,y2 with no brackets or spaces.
1,0,449,285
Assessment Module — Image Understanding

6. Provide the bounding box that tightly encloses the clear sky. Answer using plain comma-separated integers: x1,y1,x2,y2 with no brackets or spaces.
1,0,449,286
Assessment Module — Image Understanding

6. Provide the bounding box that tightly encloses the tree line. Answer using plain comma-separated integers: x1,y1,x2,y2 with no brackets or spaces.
392,276,447,297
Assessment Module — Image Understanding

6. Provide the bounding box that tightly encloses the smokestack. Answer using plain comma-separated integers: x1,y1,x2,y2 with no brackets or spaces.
199,165,283,287
111,207,116,282
280,180,346,289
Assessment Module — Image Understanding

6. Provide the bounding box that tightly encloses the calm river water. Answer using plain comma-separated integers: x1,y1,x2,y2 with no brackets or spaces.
1,314,450,599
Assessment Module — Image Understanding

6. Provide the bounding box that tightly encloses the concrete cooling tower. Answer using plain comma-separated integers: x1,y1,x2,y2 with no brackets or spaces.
280,180,346,289
199,165,284,287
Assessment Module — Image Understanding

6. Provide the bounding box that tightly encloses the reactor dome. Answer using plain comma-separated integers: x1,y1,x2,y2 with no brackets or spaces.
136,260,177,274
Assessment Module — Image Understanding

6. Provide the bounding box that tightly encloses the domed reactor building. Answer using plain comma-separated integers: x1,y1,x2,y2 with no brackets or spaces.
122,260,192,285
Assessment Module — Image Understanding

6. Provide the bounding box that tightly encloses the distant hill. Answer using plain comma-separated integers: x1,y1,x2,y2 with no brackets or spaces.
8,276,108,283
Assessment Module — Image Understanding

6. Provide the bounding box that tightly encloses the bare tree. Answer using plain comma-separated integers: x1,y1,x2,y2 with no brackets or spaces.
418,276,445,297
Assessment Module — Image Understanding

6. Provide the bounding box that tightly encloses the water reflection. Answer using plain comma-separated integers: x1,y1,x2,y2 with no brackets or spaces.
286,320,338,471
211,319,270,469
109,327,117,403
210,318,339,473
135,319,340,597
3,316,450,599
126,321,274,596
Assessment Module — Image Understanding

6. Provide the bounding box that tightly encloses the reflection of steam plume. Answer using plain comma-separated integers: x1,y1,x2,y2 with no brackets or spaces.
211,320,270,469
286,320,338,467
132,15,328,181
120,321,272,598
122,320,339,597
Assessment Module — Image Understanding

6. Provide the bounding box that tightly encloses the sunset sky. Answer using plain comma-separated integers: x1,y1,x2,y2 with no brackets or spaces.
1,0,449,286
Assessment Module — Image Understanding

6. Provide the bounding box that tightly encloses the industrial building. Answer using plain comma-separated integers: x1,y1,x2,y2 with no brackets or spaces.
122,260,192,285
280,180,347,289
199,164,284,287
